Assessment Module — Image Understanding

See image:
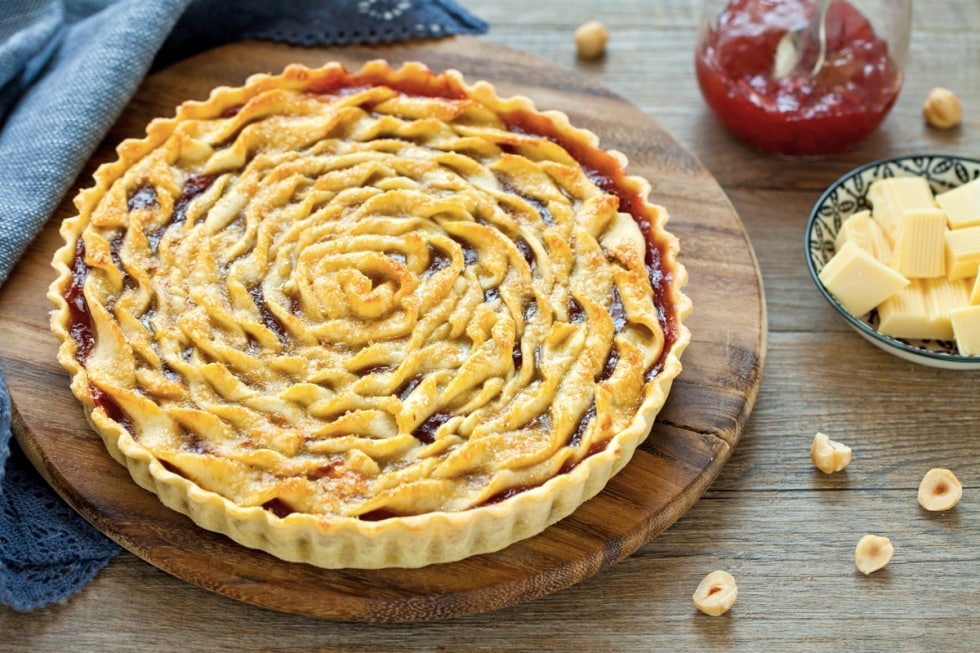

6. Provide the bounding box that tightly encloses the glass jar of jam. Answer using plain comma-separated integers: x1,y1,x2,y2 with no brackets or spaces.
695,0,912,157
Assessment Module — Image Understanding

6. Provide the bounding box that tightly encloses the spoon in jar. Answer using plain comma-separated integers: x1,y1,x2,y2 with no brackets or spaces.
772,0,832,79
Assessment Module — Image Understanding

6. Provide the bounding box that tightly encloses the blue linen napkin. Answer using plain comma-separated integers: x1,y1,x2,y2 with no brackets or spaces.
0,0,486,612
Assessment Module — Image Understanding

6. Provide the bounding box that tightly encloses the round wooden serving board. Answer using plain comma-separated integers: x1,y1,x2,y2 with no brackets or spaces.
0,37,765,622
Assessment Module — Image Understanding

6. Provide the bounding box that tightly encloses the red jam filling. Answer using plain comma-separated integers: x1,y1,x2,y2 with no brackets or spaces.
695,0,902,156
66,239,95,364
173,174,216,224
499,110,679,370
262,498,295,519
89,383,135,435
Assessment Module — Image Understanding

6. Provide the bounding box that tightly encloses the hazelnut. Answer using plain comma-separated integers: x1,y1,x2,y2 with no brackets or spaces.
574,21,609,60
854,534,894,575
917,468,963,511
692,570,738,616
922,87,962,129
810,432,852,474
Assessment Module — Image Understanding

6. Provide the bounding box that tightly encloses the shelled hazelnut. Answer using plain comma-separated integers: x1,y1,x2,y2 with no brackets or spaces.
692,570,738,616
917,468,963,511
923,87,962,129
574,21,609,60
854,534,894,575
810,432,853,474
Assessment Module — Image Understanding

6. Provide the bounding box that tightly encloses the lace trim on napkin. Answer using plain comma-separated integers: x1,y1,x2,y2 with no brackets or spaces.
1,368,120,612
1,446,119,612
154,0,488,70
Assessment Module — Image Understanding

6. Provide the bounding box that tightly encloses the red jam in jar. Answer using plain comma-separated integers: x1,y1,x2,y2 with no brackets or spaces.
695,0,903,156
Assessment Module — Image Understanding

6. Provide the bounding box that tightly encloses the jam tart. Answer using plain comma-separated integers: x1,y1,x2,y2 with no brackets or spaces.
49,61,691,569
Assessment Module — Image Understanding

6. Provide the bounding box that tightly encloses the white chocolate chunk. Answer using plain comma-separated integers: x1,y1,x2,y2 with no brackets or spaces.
819,241,910,317
878,277,970,340
892,209,947,278
936,178,980,229
868,177,937,245
951,305,980,355
835,210,892,262
945,225,980,280
924,276,972,336
878,281,936,340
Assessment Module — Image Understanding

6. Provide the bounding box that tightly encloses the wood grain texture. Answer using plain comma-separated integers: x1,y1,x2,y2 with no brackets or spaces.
2,0,978,649
0,37,763,622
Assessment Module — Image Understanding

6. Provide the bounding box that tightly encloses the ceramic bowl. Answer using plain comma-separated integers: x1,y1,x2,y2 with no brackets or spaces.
805,154,980,370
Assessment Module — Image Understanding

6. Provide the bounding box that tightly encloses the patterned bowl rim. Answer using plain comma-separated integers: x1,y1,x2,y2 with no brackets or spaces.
805,153,980,368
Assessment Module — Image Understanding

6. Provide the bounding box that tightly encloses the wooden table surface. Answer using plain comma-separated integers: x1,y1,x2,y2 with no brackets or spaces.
3,0,978,650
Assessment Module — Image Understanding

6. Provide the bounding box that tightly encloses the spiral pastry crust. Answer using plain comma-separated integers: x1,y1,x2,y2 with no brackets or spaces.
49,61,691,569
